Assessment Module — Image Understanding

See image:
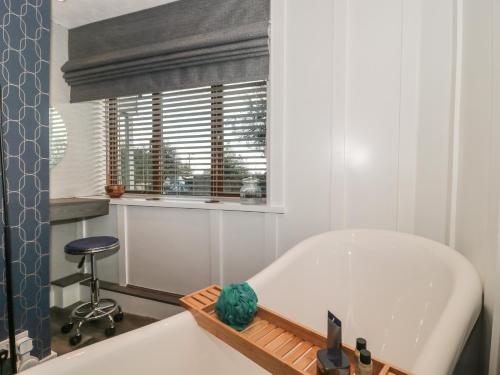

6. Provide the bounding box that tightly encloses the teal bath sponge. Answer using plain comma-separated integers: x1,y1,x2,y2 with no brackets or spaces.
215,282,258,331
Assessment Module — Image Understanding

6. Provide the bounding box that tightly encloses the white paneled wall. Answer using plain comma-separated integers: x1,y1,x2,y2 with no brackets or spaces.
414,0,456,244
78,0,459,294
125,206,211,294
102,205,280,294
452,0,500,373
50,0,500,373
221,212,268,284
343,0,402,229
331,0,456,238
491,1,500,373
274,0,333,253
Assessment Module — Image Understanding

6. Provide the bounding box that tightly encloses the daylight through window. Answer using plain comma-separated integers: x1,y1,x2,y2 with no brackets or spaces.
106,81,267,198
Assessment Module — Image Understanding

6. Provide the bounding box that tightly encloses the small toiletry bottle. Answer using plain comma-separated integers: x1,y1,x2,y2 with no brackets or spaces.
358,349,373,375
354,338,367,374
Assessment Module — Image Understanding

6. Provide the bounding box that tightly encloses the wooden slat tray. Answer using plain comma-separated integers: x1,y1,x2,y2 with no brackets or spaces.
180,285,412,375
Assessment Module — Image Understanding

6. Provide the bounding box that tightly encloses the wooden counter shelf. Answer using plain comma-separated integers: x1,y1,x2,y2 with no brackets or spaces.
50,197,109,222
180,285,413,375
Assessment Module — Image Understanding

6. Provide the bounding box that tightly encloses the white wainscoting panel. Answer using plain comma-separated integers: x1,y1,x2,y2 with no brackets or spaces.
85,205,281,295
453,0,500,372
221,211,268,285
274,0,334,255
125,206,211,295
413,0,455,244
343,0,402,230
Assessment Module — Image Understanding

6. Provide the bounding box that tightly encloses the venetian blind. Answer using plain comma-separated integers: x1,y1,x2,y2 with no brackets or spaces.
106,80,267,197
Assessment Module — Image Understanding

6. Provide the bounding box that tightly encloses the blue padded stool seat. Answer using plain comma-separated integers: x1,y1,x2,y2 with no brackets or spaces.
64,236,119,255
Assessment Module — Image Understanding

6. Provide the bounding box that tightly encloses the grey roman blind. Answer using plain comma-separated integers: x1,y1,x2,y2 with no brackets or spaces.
106,80,267,197
62,0,270,103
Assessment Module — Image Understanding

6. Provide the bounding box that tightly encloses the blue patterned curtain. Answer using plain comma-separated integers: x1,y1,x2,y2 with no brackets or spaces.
0,0,51,358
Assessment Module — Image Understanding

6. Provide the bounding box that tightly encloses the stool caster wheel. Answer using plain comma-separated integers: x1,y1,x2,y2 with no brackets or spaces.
113,311,124,322
69,334,82,346
105,326,116,337
61,322,74,334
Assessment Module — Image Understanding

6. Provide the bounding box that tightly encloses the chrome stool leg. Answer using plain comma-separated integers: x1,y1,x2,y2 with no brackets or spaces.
90,254,99,308
104,314,116,337
69,320,84,346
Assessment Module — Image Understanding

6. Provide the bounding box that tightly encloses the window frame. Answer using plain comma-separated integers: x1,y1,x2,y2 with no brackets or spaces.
106,84,267,199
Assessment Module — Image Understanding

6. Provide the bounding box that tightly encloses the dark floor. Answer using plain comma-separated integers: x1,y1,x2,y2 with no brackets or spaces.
50,302,158,355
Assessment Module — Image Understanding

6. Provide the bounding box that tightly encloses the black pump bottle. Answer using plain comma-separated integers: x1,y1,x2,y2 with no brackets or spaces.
316,311,350,375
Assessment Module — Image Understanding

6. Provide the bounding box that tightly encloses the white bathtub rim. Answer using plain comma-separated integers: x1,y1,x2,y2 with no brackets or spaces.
52,311,196,364
249,229,482,375
408,235,482,375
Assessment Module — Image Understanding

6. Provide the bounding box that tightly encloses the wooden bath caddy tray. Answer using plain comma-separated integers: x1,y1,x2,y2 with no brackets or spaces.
180,285,412,375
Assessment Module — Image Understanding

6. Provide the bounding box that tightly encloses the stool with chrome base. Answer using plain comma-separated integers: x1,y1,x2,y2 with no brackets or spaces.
60,236,124,346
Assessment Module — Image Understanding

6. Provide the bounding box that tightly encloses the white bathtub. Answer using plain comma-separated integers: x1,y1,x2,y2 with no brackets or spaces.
26,230,482,375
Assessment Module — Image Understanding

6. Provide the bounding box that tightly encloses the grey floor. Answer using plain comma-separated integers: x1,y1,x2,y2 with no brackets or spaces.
50,302,157,355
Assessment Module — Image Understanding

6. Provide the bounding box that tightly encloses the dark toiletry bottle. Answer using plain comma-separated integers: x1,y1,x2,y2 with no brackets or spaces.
358,349,373,375
316,311,350,375
354,338,367,374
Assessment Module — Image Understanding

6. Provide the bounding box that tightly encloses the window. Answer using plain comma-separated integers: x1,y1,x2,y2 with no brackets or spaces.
106,80,267,198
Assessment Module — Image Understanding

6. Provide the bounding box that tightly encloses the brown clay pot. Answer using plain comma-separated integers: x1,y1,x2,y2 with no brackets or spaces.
105,184,125,198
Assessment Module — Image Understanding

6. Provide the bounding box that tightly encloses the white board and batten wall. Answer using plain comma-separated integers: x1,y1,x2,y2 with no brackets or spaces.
86,0,457,295
50,0,500,373
454,0,491,369
453,0,500,374
54,0,457,315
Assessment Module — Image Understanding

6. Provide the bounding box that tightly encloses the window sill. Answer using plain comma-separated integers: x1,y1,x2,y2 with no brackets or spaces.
82,195,285,214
